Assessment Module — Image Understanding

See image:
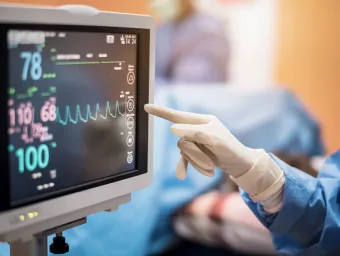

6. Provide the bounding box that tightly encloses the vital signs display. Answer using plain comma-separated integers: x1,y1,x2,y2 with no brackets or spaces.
6,28,139,204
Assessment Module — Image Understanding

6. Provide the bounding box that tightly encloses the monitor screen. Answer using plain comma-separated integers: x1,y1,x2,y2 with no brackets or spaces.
7,29,138,204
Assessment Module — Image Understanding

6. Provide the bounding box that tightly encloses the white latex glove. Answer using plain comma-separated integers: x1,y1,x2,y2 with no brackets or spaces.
145,104,285,213
145,104,262,179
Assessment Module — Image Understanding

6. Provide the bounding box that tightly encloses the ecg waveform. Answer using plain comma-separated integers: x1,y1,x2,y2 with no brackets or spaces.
56,101,124,126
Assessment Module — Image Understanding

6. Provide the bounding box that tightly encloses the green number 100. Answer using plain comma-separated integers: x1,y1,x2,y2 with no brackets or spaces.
16,144,50,173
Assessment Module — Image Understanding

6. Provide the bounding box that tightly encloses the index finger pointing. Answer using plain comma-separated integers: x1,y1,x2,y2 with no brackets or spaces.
144,104,211,124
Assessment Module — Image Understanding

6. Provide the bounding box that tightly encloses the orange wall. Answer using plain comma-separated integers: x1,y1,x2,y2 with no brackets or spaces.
3,0,149,14
276,0,340,154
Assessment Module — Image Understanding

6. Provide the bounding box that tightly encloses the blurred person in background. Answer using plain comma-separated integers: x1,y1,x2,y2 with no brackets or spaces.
150,0,229,85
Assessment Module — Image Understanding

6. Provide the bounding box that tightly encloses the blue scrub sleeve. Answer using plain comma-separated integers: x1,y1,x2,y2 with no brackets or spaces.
242,151,340,256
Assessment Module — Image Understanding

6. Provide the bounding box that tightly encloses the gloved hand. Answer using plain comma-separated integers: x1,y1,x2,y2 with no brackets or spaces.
145,104,262,178
145,104,285,213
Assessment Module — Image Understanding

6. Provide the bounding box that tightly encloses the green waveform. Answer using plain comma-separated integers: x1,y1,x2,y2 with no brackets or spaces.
55,61,125,65
56,101,124,126
55,61,100,65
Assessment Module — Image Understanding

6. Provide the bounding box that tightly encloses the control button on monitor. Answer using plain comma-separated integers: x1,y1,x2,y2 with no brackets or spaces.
127,72,135,85
126,135,134,147
127,99,134,112
127,153,133,164
126,117,134,130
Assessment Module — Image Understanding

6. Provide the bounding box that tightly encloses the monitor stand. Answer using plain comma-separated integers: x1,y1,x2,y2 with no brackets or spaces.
5,194,131,256
10,218,86,256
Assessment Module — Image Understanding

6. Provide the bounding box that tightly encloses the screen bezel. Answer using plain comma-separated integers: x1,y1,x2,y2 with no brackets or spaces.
0,24,150,212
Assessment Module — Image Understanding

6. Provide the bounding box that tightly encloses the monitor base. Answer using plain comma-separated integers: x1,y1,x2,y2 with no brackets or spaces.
7,193,131,256
10,217,86,256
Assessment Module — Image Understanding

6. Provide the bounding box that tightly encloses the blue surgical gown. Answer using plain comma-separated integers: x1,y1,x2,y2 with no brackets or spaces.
242,150,340,255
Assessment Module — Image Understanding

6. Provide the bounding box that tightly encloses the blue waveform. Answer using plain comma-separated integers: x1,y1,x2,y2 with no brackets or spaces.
56,101,124,126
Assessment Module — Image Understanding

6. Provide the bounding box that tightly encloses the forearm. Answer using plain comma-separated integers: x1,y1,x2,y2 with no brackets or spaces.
239,154,340,255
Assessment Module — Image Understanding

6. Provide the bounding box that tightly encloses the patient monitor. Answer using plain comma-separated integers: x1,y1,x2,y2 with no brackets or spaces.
0,4,154,255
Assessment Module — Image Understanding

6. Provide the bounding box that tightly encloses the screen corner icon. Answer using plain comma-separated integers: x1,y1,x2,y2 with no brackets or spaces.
106,35,115,44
